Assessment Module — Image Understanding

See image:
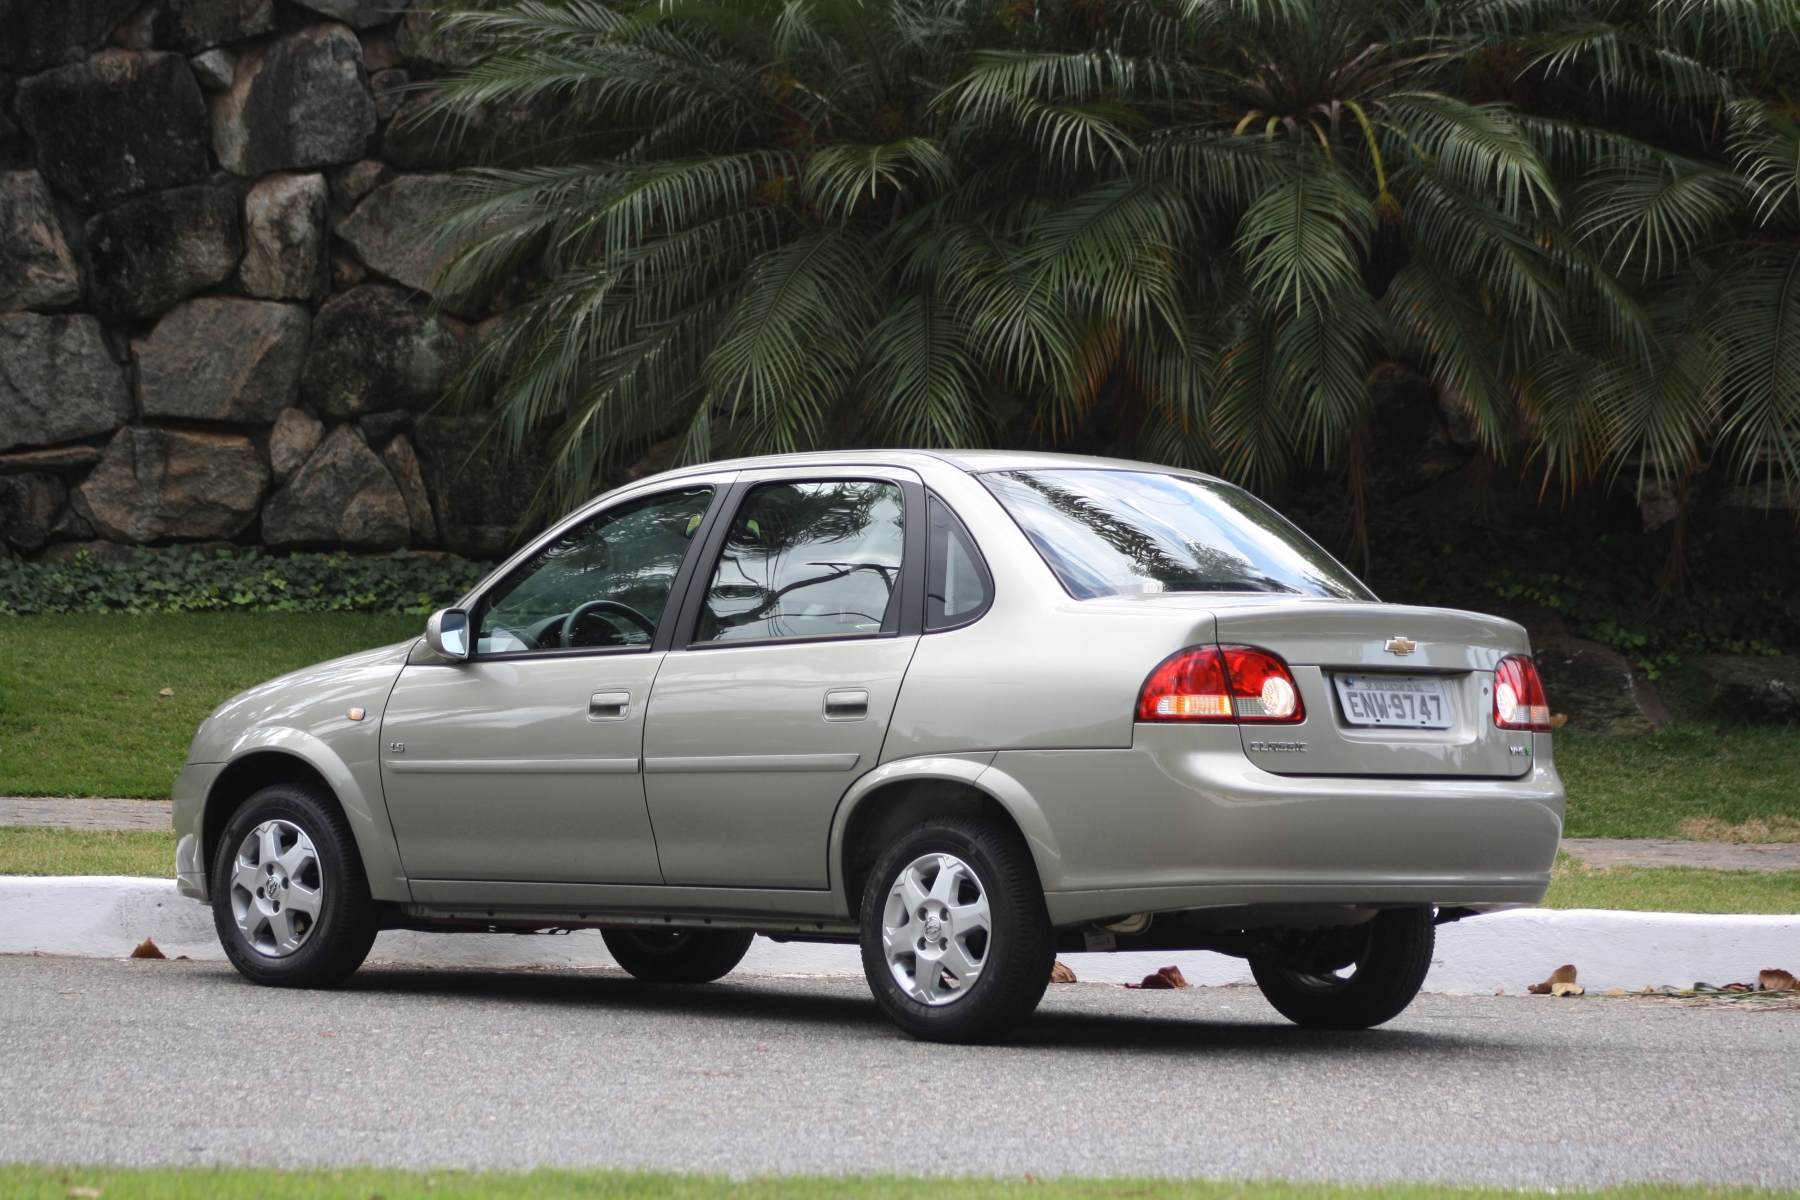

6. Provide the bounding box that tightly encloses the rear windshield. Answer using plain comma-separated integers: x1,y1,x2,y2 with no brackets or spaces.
980,469,1372,601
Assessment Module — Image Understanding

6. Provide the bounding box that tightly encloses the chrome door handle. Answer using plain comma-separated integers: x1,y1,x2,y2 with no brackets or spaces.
823,689,869,720
588,691,631,721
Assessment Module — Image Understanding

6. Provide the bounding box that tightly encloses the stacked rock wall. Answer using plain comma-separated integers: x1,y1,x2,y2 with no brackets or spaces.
0,0,536,562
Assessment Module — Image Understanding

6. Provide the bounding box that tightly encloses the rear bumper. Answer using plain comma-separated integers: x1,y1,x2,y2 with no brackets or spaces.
986,725,1563,928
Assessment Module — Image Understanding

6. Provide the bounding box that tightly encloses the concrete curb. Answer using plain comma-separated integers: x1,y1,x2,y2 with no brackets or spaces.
3,876,1796,992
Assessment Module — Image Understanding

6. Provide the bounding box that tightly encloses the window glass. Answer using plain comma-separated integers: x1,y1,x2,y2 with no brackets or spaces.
696,480,904,643
477,487,712,654
925,495,991,630
980,469,1372,601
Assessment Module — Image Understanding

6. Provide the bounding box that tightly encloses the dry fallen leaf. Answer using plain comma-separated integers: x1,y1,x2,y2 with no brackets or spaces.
1050,960,1078,984
1600,989,1627,997
1760,969,1798,992
1528,964,1578,994
1127,965,1189,989
1550,981,1585,997
128,938,165,960
66,1188,102,1199
158,688,174,697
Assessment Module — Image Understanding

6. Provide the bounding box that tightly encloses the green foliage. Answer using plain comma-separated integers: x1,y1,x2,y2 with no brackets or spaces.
1544,854,1800,916
413,0,1800,540
0,546,491,617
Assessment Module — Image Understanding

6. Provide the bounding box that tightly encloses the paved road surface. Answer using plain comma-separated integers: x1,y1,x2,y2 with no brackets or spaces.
2,957,1795,1185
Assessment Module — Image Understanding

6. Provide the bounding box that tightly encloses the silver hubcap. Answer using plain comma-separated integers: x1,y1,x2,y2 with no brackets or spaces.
230,820,324,958
881,852,992,1006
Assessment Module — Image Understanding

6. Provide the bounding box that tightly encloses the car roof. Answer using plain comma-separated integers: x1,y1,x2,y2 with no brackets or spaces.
634,448,1223,485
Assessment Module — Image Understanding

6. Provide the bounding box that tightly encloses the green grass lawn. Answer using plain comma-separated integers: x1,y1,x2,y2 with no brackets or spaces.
0,827,177,876
1554,726,1800,840
0,1166,1792,1200
0,612,421,799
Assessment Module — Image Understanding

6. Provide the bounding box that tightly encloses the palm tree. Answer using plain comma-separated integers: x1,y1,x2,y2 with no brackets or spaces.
415,0,1797,564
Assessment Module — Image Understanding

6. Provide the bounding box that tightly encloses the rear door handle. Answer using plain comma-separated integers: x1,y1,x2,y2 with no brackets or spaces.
588,691,631,721
823,688,869,721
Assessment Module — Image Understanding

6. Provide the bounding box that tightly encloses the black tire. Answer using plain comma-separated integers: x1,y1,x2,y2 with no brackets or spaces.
860,815,1054,1044
211,782,378,988
1250,907,1435,1029
602,928,754,983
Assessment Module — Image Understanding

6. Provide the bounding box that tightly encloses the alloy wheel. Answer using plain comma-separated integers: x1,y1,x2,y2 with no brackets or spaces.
229,819,325,957
881,852,992,1005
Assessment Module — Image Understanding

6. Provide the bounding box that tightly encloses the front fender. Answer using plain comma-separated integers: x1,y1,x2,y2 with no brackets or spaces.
210,725,411,903
825,753,1065,918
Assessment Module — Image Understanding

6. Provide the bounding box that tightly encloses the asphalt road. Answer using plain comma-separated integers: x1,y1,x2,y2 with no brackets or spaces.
2,956,1796,1186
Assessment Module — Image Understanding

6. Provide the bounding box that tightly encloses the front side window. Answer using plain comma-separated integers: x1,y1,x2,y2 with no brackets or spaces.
695,480,904,643
980,469,1371,601
478,487,713,654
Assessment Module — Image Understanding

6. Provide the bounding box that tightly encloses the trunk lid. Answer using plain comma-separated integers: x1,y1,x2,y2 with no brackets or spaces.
1209,598,1534,778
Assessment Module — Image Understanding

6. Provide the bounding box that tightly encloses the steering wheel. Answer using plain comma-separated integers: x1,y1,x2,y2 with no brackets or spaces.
560,599,658,647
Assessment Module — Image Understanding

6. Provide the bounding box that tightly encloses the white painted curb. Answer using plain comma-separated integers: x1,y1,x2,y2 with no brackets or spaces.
2,877,1795,992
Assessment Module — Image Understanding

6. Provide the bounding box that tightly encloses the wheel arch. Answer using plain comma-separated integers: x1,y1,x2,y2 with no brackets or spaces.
828,756,1064,918
200,729,410,904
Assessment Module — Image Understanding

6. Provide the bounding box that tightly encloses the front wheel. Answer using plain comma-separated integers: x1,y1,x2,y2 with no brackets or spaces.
860,816,1054,1043
602,928,754,983
1250,906,1435,1029
212,782,378,988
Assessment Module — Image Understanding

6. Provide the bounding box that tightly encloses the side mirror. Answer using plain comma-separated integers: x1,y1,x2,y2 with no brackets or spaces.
426,608,471,660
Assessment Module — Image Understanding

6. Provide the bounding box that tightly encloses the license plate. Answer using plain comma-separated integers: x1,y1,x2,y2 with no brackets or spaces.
1334,674,1453,728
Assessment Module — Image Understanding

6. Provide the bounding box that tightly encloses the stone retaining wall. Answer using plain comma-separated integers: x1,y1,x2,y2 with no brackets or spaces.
0,0,538,560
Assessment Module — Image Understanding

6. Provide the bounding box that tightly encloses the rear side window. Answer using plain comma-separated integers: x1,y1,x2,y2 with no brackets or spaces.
980,469,1371,601
925,494,991,631
695,479,904,643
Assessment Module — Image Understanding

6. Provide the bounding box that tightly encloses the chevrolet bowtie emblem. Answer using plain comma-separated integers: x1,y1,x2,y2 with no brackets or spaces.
1384,636,1417,655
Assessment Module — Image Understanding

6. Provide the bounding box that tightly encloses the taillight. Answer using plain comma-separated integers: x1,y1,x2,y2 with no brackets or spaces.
1493,654,1550,731
1138,645,1304,723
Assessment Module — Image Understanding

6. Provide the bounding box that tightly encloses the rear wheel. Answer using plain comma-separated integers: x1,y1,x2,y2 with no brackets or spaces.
1250,906,1434,1029
602,928,754,983
211,783,378,988
860,816,1054,1043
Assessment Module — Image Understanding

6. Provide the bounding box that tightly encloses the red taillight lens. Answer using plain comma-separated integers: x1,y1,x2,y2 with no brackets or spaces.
1138,645,1304,723
1493,654,1551,731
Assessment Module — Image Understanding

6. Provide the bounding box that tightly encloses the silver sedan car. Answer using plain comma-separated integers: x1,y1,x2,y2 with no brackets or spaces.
175,450,1563,1042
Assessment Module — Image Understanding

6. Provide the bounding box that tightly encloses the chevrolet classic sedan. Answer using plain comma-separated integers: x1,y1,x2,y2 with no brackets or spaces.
175,450,1563,1042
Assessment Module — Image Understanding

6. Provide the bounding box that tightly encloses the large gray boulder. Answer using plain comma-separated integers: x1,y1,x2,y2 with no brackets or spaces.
267,407,324,482
336,174,459,295
14,50,212,207
153,0,274,55
1535,633,1672,737
1691,656,1800,725
0,0,138,73
379,433,437,546
0,171,82,312
0,471,66,551
208,24,377,176
72,426,269,542
239,172,329,301
261,424,409,548
413,414,541,558
300,285,467,418
293,0,398,30
0,314,131,452
135,298,309,423
84,185,242,321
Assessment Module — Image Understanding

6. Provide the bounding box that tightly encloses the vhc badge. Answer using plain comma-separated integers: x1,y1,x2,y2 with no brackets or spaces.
1384,636,1417,655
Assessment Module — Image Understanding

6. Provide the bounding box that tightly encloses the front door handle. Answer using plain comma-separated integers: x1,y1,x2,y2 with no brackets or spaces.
823,688,869,721
589,691,631,721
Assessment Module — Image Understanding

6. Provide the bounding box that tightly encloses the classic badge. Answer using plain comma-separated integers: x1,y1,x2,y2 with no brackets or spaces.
1384,636,1417,655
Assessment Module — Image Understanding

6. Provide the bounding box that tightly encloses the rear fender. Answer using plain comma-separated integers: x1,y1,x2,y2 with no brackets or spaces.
826,754,1065,918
